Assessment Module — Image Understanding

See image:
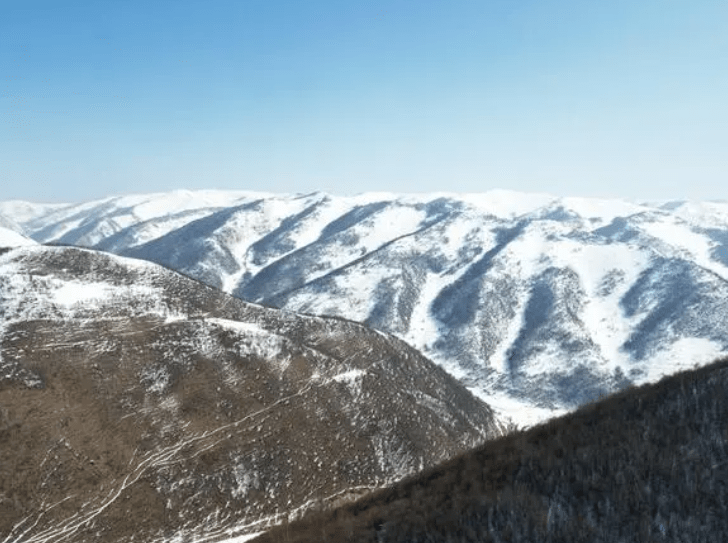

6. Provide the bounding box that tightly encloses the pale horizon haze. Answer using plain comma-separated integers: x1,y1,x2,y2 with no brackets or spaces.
2,0,727,203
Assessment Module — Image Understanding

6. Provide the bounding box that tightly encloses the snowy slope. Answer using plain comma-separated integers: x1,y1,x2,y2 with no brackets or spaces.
0,225,37,247
6,190,728,428
0,245,502,543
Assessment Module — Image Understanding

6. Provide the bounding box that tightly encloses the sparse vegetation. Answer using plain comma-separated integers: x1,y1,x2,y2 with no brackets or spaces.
0,245,502,543
255,357,728,543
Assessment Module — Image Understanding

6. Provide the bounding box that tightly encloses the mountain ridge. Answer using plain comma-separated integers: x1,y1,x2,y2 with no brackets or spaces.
4,190,728,426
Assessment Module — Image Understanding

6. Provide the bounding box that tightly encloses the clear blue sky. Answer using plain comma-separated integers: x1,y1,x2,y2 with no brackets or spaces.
2,0,727,203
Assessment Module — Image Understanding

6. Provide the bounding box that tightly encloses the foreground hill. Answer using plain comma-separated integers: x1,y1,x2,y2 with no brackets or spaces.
253,357,728,543
0,245,503,543
4,190,728,426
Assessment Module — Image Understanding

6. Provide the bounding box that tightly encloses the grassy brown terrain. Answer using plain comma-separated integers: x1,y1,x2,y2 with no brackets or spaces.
0,245,504,543
254,357,728,543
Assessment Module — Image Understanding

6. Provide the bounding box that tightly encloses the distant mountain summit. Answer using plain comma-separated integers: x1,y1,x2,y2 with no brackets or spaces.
3,190,728,427
0,245,502,543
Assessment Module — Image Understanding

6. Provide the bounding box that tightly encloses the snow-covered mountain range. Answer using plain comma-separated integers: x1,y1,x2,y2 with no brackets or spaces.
3,190,728,427
0,244,502,543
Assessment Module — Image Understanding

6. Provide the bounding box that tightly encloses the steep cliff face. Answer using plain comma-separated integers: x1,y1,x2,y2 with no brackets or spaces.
5,191,728,426
0,245,502,543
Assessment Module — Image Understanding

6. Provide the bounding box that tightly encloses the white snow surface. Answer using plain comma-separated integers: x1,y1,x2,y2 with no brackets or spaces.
0,226,37,247
0,200,66,223
51,281,152,306
667,200,728,228
560,196,650,224
218,533,262,542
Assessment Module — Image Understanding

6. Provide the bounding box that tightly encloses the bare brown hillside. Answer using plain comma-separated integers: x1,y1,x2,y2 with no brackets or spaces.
0,246,504,543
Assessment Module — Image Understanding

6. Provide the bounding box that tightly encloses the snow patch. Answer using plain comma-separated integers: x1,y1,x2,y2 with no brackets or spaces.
0,226,37,247
332,368,366,383
206,318,290,372
560,196,648,225
51,282,115,306
217,533,263,543
331,369,366,395
641,337,725,384
231,457,261,499
476,389,570,430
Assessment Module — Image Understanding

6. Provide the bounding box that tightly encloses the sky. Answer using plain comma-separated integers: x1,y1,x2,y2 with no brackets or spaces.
1,0,727,203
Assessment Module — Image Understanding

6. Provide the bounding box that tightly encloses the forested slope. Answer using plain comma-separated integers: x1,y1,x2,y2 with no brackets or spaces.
255,357,728,543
